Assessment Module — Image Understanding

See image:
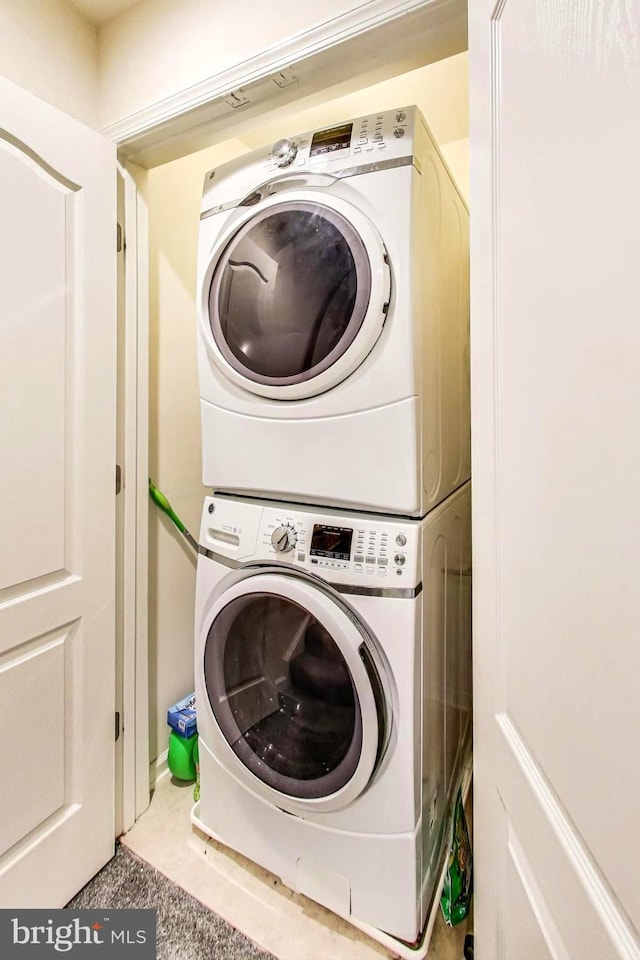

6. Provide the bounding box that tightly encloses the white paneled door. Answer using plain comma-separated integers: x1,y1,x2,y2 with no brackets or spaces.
0,79,116,905
470,3,640,959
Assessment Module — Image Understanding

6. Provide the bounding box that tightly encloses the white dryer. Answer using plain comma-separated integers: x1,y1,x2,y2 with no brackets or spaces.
196,106,469,517
192,483,472,944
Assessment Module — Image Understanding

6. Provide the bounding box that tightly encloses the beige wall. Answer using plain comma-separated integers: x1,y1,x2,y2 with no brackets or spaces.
148,137,250,763
98,0,369,129
147,55,469,763
0,0,98,126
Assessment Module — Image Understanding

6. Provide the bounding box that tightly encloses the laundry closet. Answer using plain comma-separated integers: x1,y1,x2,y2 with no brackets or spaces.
1,1,635,955
143,54,470,951
147,52,469,774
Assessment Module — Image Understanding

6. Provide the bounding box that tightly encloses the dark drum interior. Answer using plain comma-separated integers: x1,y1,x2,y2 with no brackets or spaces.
210,204,366,383
204,593,363,797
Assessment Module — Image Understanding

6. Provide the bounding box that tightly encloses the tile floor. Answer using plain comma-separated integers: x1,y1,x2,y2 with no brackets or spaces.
121,776,470,960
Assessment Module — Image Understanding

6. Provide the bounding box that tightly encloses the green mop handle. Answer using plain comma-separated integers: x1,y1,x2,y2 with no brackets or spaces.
149,479,198,552
149,479,187,533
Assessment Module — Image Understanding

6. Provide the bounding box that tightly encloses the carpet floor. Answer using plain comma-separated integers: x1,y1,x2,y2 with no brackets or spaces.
66,843,276,960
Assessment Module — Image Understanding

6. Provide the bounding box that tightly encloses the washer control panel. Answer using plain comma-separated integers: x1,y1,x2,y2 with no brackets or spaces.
260,106,415,173
200,496,419,588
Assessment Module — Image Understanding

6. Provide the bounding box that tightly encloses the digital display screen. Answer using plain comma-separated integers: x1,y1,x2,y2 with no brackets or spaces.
310,123,353,158
310,524,353,560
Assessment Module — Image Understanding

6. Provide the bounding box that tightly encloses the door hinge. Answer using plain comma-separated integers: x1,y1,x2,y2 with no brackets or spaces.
115,711,121,742
116,464,122,495
116,222,124,253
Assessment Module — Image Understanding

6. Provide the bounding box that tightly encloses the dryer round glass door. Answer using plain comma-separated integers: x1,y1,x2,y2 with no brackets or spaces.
201,192,390,400
202,572,387,812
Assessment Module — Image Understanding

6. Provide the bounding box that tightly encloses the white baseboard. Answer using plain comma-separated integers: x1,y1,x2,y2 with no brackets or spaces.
149,747,170,791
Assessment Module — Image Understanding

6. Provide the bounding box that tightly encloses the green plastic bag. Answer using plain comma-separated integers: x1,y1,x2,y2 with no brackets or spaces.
440,788,473,926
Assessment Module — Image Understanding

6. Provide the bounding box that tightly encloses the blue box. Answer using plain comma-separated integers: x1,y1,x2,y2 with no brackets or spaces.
167,693,197,738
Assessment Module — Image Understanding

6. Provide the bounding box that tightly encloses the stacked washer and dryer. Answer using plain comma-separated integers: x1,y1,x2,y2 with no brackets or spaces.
192,106,471,954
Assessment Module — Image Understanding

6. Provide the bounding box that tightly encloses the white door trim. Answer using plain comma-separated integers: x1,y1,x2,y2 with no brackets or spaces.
104,0,466,167
117,160,150,829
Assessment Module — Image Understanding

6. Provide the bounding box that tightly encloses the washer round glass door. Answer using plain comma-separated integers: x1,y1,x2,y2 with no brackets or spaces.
202,192,390,400
202,572,386,811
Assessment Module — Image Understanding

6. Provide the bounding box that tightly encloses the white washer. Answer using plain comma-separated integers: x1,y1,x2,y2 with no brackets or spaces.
192,482,472,943
196,106,469,517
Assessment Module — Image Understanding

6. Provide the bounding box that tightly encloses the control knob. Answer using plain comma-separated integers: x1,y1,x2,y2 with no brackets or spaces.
271,138,297,167
271,524,297,553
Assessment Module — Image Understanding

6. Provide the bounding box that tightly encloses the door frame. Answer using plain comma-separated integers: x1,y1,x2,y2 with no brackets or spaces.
111,0,467,822
116,160,150,832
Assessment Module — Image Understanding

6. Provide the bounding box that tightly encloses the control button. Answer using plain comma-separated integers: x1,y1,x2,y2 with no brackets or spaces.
393,127,405,138
396,569,403,576
354,147,362,154
395,553,406,566
377,568,387,577
311,558,318,564
366,566,375,574
366,556,376,565
354,563,363,572
396,110,407,122
354,554,365,563
297,552,306,562
377,557,388,566
271,138,298,167
396,534,407,547
358,137,368,145
271,524,297,553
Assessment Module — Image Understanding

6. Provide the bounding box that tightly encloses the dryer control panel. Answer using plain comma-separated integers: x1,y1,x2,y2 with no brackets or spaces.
260,106,417,175
201,105,424,217
200,494,421,589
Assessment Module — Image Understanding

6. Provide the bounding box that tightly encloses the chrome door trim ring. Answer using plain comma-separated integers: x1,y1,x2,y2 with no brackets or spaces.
207,197,372,387
200,154,419,220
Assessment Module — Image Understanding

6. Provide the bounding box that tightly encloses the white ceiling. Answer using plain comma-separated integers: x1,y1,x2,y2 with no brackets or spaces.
67,0,141,26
